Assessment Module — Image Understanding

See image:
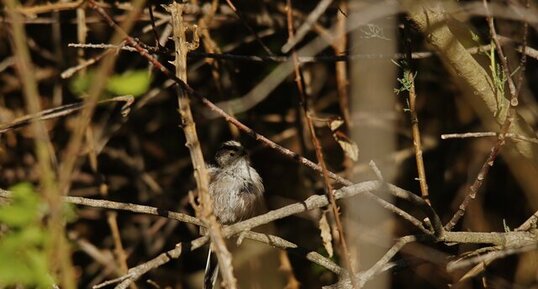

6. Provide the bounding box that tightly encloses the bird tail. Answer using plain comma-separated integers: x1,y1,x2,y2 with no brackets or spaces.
204,246,219,289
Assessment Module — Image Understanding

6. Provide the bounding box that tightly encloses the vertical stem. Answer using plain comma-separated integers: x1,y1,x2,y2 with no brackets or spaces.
334,1,351,129
76,4,88,75
168,3,237,289
285,1,358,287
403,22,430,204
4,0,75,288
407,70,430,204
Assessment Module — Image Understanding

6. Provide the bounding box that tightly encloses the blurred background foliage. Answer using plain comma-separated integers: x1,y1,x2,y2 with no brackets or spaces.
0,0,537,289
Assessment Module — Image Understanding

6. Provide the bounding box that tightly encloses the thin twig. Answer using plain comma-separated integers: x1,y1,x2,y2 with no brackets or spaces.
285,2,358,285
281,0,334,53
514,0,529,96
403,21,430,204
75,0,88,80
68,40,538,63
106,212,138,289
0,96,133,134
113,236,210,289
445,142,503,231
93,275,131,289
67,43,137,51
441,131,538,144
322,236,419,289
224,0,274,56
0,56,15,73
196,0,225,99
15,0,84,16
243,231,343,274
447,243,538,272
334,2,351,130
515,210,538,231
61,47,117,79
3,186,195,225
368,162,443,237
444,0,522,231
146,3,161,49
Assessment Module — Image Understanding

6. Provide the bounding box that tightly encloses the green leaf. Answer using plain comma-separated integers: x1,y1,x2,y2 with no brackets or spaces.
0,250,53,288
106,70,152,97
0,183,39,226
63,202,78,223
69,69,152,98
69,71,94,96
0,183,54,288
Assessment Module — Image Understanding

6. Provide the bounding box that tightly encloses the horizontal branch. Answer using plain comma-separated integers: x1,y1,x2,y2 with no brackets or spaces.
66,39,538,64
325,227,538,289
440,230,537,247
0,189,202,225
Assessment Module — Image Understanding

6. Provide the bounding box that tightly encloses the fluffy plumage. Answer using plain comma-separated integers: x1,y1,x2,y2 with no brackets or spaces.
204,140,264,289
208,141,264,224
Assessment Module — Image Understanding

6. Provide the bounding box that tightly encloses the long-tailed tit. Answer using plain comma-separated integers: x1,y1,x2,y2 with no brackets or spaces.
204,140,264,289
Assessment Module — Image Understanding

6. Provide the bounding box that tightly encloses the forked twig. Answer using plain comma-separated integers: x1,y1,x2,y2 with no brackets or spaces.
444,0,523,231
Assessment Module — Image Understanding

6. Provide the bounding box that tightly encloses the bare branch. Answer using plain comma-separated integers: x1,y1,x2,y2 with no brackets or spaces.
285,1,357,286
167,3,236,288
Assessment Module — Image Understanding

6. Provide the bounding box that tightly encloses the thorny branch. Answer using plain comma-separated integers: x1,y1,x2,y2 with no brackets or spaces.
444,0,524,231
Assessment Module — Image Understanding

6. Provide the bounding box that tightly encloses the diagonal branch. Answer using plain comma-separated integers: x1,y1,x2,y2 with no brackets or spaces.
285,1,357,287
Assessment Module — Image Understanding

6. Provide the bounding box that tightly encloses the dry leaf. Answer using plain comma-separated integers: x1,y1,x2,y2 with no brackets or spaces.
319,212,334,257
333,131,359,161
328,118,345,131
